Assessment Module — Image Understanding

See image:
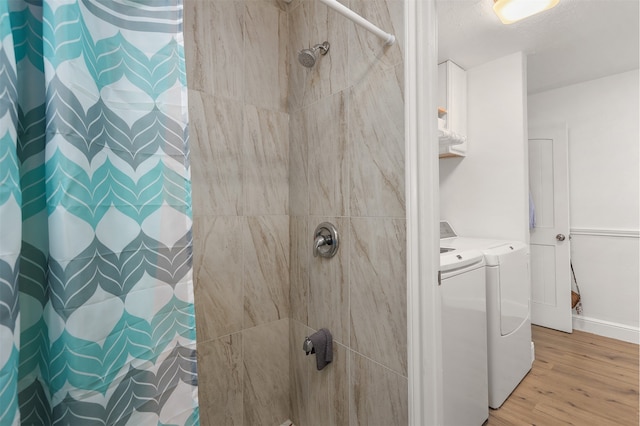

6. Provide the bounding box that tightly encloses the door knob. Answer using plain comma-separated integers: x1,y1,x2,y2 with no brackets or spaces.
556,233,566,241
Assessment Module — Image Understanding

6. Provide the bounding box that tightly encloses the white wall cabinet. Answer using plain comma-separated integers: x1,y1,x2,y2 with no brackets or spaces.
439,52,529,242
438,60,467,158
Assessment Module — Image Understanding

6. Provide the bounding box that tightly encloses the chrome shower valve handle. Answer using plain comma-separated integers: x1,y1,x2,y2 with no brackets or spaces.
313,222,339,258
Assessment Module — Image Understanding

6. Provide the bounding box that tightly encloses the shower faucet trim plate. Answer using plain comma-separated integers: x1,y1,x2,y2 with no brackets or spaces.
313,222,339,258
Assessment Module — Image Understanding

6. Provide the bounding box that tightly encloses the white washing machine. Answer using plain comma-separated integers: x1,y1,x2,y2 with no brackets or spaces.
440,247,489,425
441,221,533,409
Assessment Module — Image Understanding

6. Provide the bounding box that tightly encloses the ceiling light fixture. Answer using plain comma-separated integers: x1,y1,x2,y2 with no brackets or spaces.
493,0,560,24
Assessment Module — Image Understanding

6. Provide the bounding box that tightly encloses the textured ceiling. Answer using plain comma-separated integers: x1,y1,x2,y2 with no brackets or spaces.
437,0,640,93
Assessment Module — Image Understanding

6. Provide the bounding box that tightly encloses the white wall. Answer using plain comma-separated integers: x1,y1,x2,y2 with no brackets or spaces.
440,52,529,242
529,70,640,342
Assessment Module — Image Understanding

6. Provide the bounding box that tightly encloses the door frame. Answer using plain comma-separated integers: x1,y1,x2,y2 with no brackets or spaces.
405,1,441,425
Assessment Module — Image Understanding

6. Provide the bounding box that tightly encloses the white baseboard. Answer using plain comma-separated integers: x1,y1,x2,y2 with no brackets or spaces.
572,315,639,344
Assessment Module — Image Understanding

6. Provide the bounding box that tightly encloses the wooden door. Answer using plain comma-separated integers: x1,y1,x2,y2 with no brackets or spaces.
528,123,572,332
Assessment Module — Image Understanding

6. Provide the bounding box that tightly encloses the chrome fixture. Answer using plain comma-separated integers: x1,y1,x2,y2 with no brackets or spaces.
313,222,339,258
303,337,313,354
298,41,330,68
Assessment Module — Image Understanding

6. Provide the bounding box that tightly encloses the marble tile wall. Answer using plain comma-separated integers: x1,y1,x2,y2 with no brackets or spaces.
185,0,291,425
185,0,406,422
288,0,407,424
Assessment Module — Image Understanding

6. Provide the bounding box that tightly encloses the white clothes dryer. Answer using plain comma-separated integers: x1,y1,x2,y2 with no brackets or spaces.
440,247,489,425
441,221,533,409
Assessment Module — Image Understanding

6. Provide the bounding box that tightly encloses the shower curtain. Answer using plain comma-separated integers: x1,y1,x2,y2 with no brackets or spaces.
0,1,199,424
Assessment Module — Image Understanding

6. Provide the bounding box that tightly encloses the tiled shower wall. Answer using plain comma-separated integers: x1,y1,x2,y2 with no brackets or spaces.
288,0,407,424
185,0,291,424
184,0,407,423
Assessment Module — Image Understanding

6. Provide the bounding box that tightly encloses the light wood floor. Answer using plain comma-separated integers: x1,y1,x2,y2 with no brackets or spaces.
488,325,639,426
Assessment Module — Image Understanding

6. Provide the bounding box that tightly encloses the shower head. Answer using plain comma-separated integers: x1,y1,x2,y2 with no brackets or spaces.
298,41,330,68
298,49,317,68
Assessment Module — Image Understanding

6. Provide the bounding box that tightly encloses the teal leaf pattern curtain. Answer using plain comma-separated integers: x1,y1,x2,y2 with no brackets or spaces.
0,1,199,424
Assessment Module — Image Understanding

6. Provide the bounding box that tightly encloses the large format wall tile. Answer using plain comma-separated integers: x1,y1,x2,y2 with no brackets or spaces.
245,1,288,111
288,0,349,110
197,334,243,426
184,0,244,99
289,108,309,216
308,216,349,345
244,215,290,327
307,92,349,217
287,0,310,112
290,320,349,426
349,352,408,426
289,320,311,426
193,216,244,342
307,341,349,426
303,0,349,106
187,0,407,422
349,64,404,218
348,0,404,85
244,105,289,216
278,2,289,110
244,319,291,426
350,217,407,375
288,0,408,423
290,216,309,324
189,90,244,216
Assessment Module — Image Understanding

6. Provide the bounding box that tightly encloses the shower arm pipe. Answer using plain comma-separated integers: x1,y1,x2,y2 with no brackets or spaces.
318,0,396,46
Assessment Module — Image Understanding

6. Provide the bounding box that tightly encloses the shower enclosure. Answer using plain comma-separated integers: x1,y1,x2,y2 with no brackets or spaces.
184,0,411,424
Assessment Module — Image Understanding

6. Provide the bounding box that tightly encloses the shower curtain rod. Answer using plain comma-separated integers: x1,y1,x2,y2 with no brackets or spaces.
318,0,396,46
